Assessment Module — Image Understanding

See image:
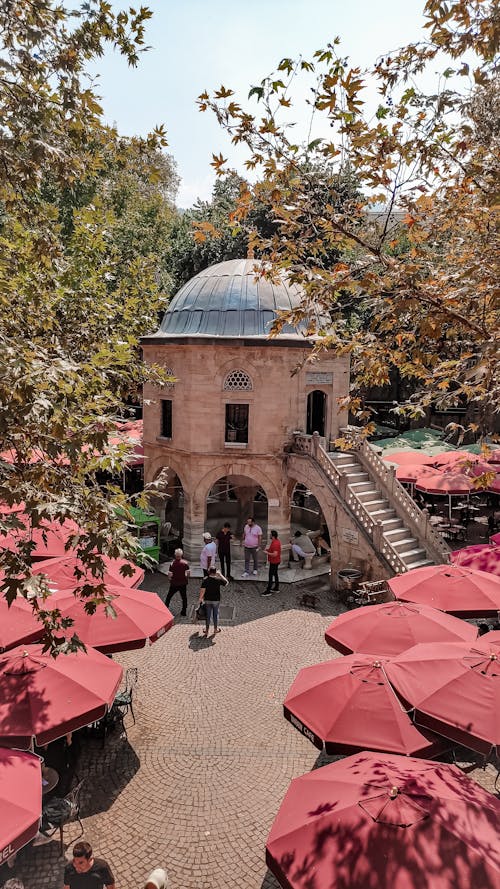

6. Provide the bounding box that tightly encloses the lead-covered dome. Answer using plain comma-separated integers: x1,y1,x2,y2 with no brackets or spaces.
150,259,313,341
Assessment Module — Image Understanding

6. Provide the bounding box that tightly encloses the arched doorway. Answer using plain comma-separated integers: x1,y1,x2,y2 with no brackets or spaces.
148,467,184,557
206,474,268,540
289,482,330,550
307,390,326,437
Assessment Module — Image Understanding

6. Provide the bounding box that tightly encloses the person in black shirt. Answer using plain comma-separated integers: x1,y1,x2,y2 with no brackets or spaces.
215,522,233,580
199,566,228,637
63,841,115,889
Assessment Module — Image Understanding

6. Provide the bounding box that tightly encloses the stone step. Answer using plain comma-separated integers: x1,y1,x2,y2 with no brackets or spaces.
407,558,435,570
379,517,405,532
362,499,390,513
391,536,419,553
345,472,370,483
384,527,414,543
370,508,397,521
348,481,377,494
410,559,434,571
356,489,382,503
398,547,429,565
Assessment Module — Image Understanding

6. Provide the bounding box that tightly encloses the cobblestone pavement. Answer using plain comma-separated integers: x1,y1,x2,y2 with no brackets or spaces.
5,574,500,889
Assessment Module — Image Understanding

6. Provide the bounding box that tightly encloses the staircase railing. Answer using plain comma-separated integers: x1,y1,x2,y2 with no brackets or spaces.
289,432,449,571
355,440,449,564
289,433,408,572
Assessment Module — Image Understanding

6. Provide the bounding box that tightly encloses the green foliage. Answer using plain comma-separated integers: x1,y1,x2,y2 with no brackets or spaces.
199,0,499,435
0,1,177,651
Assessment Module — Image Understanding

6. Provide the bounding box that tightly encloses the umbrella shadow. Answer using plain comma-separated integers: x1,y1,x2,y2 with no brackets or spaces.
77,736,140,817
260,869,282,889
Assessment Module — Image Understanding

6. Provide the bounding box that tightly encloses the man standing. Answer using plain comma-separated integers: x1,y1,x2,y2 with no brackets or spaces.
63,841,115,889
216,522,233,580
165,548,190,617
200,531,217,577
263,530,281,596
241,516,262,577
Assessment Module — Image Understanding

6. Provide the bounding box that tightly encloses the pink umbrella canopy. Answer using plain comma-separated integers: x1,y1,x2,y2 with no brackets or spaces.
489,476,500,494
385,639,500,756
383,451,436,466
283,655,446,757
0,514,82,560
492,532,500,546
0,644,123,749
415,470,473,495
395,464,438,485
266,752,500,889
31,554,144,590
48,586,174,653
488,450,500,464
388,564,500,618
325,601,478,657
0,748,42,863
450,544,500,577
0,596,43,653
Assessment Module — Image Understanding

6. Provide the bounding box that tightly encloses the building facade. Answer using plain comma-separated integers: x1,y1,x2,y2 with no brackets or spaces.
141,259,350,562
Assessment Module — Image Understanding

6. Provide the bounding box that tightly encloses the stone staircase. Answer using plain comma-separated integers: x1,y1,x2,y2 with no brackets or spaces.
329,451,435,571
287,432,449,575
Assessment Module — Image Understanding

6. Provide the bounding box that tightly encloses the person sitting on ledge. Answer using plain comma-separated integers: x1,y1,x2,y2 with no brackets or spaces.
289,531,316,566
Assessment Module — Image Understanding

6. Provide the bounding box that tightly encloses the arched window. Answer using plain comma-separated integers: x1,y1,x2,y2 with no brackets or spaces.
223,370,253,391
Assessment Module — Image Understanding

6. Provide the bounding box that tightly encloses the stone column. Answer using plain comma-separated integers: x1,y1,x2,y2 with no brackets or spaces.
180,489,205,563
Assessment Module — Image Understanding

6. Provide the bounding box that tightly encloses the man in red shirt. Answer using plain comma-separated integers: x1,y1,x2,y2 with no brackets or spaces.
263,530,281,596
165,548,190,617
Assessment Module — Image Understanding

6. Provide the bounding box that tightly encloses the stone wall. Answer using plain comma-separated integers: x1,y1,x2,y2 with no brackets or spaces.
142,340,350,563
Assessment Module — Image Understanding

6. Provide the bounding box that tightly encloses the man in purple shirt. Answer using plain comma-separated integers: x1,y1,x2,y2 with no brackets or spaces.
165,548,190,616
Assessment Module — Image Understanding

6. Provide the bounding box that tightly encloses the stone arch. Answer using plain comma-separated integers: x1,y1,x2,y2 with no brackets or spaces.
196,461,280,512
285,463,335,549
148,453,187,495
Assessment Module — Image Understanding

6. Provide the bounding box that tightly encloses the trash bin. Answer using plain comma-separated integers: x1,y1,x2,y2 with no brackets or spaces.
336,567,363,592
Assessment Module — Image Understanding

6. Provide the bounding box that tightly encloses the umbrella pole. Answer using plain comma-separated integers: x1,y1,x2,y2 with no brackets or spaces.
449,494,452,522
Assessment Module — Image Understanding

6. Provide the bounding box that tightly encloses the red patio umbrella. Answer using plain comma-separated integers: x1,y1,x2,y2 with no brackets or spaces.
325,600,477,657
383,451,435,466
0,748,42,863
283,655,445,757
489,476,500,495
388,564,500,618
0,514,83,560
266,752,500,889
0,596,43,653
395,464,437,485
450,543,500,577
415,470,472,520
31,554,144,590
47,586,173,653
0,644,123,749
385,639,500,756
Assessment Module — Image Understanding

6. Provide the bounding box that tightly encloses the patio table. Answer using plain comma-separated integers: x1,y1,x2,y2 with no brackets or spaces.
41,766,59,796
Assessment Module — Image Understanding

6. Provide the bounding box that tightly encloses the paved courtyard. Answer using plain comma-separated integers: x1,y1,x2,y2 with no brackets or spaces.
5,572,500,889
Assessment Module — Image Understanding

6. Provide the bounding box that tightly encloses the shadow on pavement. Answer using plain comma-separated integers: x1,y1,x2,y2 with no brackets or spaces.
77,736,140,817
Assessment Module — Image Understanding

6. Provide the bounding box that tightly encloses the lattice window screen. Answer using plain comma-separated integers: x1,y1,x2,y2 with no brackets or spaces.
223,370,253,391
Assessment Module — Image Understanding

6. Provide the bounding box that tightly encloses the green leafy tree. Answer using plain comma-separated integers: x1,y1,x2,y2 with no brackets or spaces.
199,0,499,436
0,1,176,652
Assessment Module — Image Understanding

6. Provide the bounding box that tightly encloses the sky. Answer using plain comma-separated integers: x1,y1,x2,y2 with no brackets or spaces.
91,0,428,207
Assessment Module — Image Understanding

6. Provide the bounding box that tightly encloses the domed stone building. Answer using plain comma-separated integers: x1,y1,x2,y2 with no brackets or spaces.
140,259,349,562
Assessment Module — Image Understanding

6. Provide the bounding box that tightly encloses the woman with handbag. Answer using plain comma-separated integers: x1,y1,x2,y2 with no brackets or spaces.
198,566,228,637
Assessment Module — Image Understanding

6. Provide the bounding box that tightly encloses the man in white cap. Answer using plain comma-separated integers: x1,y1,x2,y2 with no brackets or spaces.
200,531,217,577
144,868,168,889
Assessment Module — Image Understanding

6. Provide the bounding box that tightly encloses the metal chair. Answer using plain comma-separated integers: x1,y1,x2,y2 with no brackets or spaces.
114,667,138,724
41,777,85,855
